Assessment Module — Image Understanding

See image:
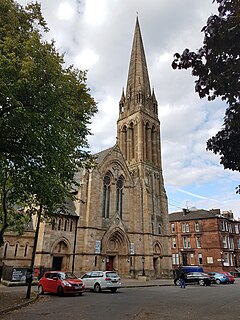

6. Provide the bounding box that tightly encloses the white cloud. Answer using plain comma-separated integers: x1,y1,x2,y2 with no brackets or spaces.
84,0,107,26
57,2,74,20
75,49,99,70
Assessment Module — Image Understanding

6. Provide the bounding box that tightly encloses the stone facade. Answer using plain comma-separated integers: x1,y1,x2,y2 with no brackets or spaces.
0,18,172,280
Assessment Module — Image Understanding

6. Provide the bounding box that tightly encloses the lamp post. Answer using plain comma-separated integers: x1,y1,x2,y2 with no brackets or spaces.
141,256,145,276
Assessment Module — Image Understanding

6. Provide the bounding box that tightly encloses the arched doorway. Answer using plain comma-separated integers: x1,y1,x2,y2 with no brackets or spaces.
101,227,130,276
51,239,71,271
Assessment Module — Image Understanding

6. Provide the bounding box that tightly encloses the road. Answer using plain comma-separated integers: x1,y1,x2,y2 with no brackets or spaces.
1,283,239,320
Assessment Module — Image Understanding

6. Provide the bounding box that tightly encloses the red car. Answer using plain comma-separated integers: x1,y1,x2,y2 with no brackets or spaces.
38,271,85,296
222,272,235,284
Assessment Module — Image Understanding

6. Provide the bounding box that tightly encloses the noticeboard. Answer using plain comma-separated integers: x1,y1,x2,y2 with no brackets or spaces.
11,268,27,282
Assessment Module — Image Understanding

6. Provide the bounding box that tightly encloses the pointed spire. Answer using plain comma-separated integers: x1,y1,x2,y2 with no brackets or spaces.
126,17,151,103
120,87,125,102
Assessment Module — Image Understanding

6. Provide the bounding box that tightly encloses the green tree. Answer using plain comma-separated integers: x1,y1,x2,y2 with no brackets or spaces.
172,0,240,177
0,0,97,246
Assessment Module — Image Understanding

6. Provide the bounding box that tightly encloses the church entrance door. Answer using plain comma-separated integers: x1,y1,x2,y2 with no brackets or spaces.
106,256,114,271
52,256,63,270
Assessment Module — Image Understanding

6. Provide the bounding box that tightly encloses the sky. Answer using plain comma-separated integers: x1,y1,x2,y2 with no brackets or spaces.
18,0,240,218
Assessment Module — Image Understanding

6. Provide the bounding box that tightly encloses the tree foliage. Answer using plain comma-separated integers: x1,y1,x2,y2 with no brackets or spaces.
0,0,97,246
172,0,240,173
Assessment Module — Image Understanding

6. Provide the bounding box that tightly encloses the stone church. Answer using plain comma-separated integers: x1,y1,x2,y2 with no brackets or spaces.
1,18,172,280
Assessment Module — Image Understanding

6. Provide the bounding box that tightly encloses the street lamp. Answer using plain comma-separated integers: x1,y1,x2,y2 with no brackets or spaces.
141,256,145,276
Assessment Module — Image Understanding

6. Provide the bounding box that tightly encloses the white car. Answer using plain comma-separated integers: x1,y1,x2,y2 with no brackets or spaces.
80,271,121,293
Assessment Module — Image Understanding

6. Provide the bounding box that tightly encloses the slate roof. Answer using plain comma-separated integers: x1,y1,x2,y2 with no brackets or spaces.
94,146,113,165
168,209,218,222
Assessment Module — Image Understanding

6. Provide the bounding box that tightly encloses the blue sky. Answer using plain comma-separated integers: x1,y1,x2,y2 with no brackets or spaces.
18,0,240,217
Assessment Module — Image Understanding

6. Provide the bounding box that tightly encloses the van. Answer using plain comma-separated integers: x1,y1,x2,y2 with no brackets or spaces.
182,266,204,273
174,265,204,281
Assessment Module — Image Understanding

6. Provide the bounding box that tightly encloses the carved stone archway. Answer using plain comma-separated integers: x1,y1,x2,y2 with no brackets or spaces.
101,227,130,276
51,237,71,271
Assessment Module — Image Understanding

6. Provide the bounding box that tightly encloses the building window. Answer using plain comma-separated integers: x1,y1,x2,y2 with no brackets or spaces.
116,176,124,219
172,237,177,248
225,222,228,232
221,221,225,231
195,222,200,232
182,223,189,233
198,253,203,265
235,224,239,234
237,238,240,249
24,243,28,257
158,224,162,234
70,220,73,232
224,253,229,266
183,236,191,248
58,219,62,231
172,253,179,265
222,235,228,248
14,243,19,257
3,243,8,258
64,219,68,231
102,173,111,218
190,253,194,265
52,219,56,230
228,223,232,233
171,223,175,233
196,236,201,248
130,123,135,160
229,236,234,249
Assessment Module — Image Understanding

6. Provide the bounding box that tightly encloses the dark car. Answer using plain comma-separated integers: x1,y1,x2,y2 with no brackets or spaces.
38,271,85,296
174,272,211,286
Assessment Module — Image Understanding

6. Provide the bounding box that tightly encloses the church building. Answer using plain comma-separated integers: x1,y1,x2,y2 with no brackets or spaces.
70,18,172,278
1,18,172,281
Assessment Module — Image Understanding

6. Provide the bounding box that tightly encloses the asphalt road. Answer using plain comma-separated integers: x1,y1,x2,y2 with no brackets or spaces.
1,283,239,320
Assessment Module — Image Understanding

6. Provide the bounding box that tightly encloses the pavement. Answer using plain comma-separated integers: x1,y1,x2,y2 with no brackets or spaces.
0,278,173,315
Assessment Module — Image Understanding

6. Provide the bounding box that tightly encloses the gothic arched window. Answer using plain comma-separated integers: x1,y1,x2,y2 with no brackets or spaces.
116,176,124,219
122,126,127,160
102,173,111,218
130,122,135,160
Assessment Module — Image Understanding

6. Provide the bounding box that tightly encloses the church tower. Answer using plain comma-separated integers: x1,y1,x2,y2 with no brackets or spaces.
116,17,171,277
117,17,170,236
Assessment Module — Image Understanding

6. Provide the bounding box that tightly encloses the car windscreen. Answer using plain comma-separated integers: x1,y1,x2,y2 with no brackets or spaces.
59,272,77,280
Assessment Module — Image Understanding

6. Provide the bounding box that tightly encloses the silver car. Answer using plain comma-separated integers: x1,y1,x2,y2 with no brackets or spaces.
81,271,121,293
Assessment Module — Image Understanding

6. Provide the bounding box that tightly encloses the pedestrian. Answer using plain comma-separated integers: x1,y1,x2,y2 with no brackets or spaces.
179,268,187,288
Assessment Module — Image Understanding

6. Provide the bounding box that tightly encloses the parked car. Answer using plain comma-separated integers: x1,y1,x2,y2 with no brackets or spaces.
222,272,235,284
174,272,211,286
80,271,121,293
207,272,229,284
38,271,85,296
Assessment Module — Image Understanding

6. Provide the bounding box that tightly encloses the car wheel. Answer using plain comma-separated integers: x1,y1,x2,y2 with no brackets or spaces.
174,279,180,286
57,286,64,296
216,279,221,285
111,288,117,293
78,292,83,296
38,285,44,295
94,283,101,293
199,279,205,286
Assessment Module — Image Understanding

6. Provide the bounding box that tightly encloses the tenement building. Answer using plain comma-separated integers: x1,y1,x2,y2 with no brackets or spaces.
1,18,172,281
169,208,240,275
